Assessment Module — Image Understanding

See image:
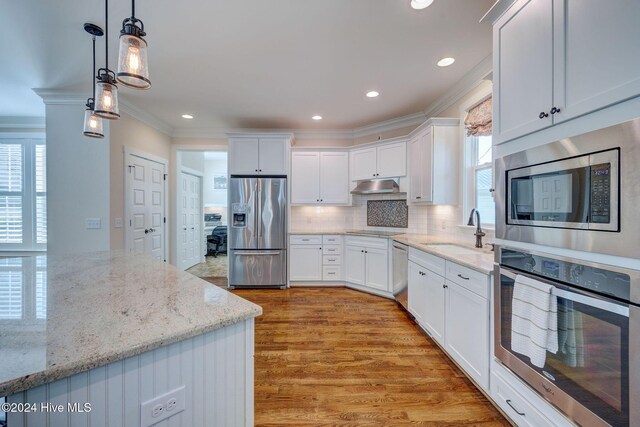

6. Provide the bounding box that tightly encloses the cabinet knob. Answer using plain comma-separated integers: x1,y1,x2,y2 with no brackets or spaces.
539,111,549,119
443,284,448,289
259,169,262,172
550,106,561,115
255,169,258,172
320,199,323,202
361,250,364,253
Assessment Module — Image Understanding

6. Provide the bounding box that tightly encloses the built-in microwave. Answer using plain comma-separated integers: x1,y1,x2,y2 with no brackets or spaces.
495,118,640,258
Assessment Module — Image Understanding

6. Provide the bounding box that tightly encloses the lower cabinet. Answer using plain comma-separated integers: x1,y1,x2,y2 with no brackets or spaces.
344,237,389,293
289,244,322,281
407,248,490,391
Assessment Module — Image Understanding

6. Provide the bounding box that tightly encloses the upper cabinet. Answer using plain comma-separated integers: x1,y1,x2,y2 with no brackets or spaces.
291,151,349,205
493,0,640,144
350,141,406,181
228,135,291,175
408,119,459,205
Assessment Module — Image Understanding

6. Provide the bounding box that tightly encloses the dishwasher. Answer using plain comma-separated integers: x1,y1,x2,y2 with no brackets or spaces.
392,241,409,310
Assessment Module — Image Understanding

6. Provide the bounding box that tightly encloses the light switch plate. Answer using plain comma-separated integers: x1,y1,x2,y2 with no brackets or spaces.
140,385,185,427
85,218,101,229
114,217,123,228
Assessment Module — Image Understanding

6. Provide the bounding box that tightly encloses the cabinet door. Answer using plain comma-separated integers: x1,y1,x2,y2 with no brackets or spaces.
291,152,320,204
408,135,423,202
376,142,406,178
289,245,322,281
419,130,433,203
407,261,425,324
319,152,349,204
422,269,445,345
229,138,260,174
344,245,366,286
258,139,287,174
364,247,389,291
554,0,640,123
351,147,377,181
445,280,489,390
494,0,554,143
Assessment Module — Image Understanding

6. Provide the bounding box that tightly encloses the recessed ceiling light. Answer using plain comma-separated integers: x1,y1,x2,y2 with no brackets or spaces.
366,91,379,98
411,0,434,10
437,57,455,67
181,114,194,119
312,115,323,120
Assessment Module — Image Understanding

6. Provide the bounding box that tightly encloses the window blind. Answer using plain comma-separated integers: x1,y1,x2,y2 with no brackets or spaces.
0,261,23,319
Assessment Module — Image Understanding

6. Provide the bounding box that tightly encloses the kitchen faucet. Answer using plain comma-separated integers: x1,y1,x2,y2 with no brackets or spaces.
467,208,485,248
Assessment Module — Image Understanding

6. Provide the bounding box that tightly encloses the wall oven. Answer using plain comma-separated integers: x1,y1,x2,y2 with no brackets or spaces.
495,246,640,426
495,118,640,257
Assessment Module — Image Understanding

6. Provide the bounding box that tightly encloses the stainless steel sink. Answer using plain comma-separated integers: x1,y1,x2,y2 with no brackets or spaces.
421,243,480,256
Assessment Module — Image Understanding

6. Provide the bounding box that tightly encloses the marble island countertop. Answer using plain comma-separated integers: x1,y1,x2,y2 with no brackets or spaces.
0,251,261,397
289,230,494,274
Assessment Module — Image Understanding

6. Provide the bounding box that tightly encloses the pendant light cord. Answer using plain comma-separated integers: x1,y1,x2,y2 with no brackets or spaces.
105,0,109,71
132,0,135,18
92,36,96,102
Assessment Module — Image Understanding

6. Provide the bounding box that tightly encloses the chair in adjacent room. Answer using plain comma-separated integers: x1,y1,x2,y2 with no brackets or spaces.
207,225,227,258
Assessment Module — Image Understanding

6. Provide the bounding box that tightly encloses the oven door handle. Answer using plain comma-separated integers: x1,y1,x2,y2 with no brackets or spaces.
499,267,629,317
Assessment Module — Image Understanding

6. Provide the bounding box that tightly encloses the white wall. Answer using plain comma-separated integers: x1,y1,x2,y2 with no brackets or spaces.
203,157,227,207
45,103,110,254
180,151,205,173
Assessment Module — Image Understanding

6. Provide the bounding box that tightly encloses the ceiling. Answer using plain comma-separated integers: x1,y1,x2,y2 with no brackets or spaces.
0,0,494,132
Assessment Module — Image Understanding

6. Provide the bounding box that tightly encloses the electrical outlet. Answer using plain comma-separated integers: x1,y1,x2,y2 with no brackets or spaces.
140,386,185,427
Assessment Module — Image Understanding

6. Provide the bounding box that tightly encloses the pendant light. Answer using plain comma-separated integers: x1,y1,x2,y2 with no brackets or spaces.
83,23,105,138
94,0,120,119
116,0,151,89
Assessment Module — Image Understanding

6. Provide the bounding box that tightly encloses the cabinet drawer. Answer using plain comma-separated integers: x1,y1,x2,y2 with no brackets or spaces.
408,248,445,277
446,261,489,298
323,235,343,245
323,254,342,265
491,370,555,427
323,266,342,281
323,245,342,255
345,236,388,250
290,235,322,245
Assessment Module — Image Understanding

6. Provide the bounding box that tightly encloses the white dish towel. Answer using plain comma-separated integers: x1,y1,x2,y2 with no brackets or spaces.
511,274,558,368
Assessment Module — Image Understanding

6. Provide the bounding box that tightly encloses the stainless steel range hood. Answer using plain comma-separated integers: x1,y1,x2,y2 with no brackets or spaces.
350,179,400,195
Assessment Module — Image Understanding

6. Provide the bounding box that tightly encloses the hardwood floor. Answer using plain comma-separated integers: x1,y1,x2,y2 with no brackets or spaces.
232,287,509,426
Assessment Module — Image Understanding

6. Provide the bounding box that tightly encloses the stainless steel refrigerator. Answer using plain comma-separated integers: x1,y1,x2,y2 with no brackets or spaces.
228,176,287,288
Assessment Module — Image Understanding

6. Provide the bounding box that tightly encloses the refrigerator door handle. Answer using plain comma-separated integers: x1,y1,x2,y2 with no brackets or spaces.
258,179,263,239
234,250,282,256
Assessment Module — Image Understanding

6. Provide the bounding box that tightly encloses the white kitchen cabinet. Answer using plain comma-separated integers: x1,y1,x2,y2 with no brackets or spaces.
422,269,446,346
345,237,389,292
408,261,426,325
289,244,322,281
290,151,349,205
344,245,366,286
492,0,640,144
350,141,406,181
407,119,459,205
445,279,489,389
228,135,291,175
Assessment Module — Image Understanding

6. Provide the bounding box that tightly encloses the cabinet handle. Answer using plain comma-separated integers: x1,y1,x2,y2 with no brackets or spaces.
320,199,323,202
443,284,448,289
457,274,469,280
365,251,368,254
361,250,364,253
255,169,258,172
538,111,549,119
550,106,561,115
506,400,525,416
259,169,262,172
415,196,421,199
328,259,336,262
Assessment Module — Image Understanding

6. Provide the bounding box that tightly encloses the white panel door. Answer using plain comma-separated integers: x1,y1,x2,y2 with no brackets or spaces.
445,280,489,389
289,245,322,281
422,269,445,345
376,142,406,178
127,154,166,261
554,0,640,123
350,148,377,181
344,245,365,286
258,139,287,175
364,247,388,291
319,152,349,204
229,138,260,174
291,152,320,204
494,0,554,143
179,172,202,270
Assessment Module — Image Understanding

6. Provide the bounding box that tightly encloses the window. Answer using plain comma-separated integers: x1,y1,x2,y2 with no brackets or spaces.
468,134,495,225
0,139,46,251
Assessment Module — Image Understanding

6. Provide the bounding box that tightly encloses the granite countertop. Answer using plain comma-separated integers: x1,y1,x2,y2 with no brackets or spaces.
289,230,494,274
0,251,262,396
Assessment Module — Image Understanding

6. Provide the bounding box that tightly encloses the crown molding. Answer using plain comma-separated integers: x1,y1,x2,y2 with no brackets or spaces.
352,112,426,139
119,97,173,136
480,0,517,23
32,88,86,105
423,54,493,118
0,116,45,130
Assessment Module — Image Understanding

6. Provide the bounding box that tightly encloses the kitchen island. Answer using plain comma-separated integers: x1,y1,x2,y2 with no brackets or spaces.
0,251,261,427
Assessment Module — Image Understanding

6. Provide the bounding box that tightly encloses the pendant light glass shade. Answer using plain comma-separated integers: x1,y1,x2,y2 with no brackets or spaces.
94,78,120,119
83,108,105,138
117,33,150,89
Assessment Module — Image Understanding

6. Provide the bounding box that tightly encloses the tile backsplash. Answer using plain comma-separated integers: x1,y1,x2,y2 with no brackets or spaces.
367,200,408,228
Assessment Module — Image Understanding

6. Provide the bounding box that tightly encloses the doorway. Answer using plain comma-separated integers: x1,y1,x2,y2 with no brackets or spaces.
125,150,167,261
